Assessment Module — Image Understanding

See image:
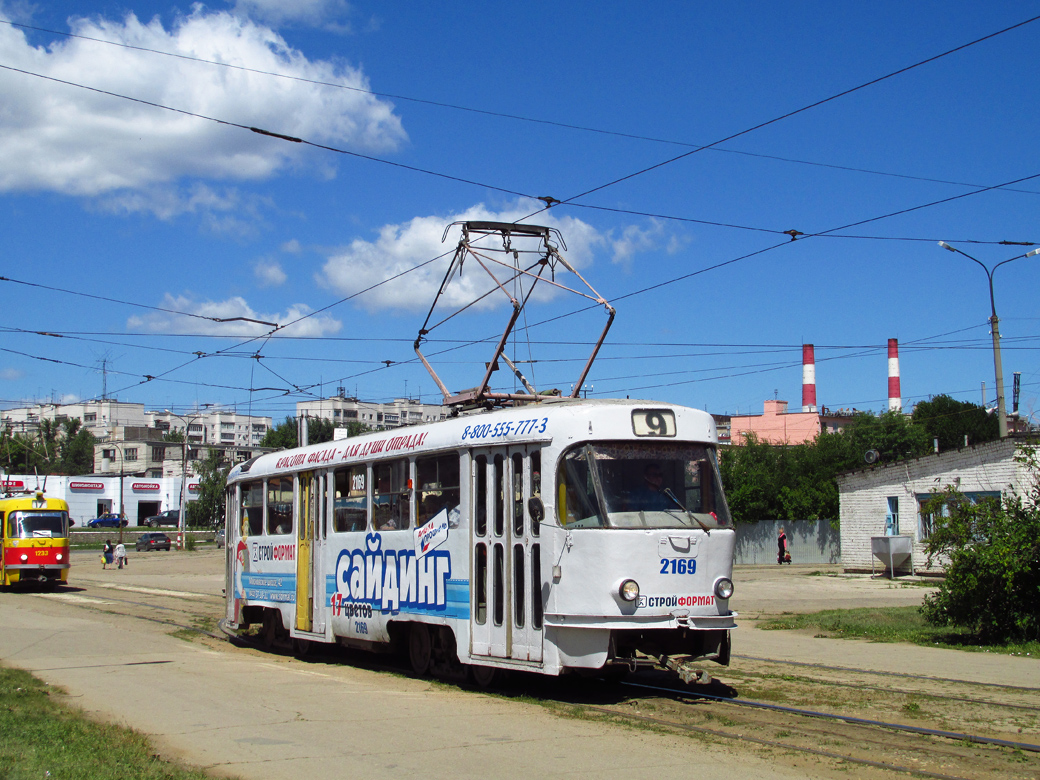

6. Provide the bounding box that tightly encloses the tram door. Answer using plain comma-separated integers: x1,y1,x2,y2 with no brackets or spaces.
471,447,544,663
295,471,316,633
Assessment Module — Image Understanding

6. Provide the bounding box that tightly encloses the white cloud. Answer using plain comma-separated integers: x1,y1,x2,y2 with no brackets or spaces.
127,294,340,337
281,238,303,254
610,220,666,268
94,183,273,234
230,0,352,29
0,7,406,207
254,258,287,287
0,367,25,381
318,199,609,313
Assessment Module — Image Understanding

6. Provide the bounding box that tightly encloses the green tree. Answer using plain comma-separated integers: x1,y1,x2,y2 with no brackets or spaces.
260,416,298,450
57,419,95,475
185,449,228,528
911,394,999,452
163,429,185,443
720,410,932,523
920,446,1040,642
259,416,347,450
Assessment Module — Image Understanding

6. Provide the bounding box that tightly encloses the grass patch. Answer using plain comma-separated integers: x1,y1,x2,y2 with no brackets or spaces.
759,606,1040,655
0,664,226,779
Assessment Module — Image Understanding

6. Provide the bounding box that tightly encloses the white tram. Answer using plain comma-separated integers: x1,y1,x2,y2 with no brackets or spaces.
222,398,736,680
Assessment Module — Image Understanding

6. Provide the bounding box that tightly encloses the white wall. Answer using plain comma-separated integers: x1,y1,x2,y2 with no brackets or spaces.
2,474,196,527
838,439,1033,574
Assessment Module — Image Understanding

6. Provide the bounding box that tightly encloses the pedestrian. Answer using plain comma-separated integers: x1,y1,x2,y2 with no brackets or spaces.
103,539,114,569
115,542,127,569
777,527,788,565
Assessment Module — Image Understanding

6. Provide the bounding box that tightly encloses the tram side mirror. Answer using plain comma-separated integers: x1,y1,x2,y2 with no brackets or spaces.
528,497,545,523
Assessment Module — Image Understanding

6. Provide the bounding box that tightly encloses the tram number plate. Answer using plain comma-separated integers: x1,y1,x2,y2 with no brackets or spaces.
660,558,697,575
632,409,676,437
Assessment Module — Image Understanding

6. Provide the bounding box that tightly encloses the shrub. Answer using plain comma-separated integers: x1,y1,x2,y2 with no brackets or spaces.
920,446,1040,642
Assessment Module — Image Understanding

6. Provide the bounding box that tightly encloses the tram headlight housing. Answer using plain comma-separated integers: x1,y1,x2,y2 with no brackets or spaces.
714,577,734,600
55,553,63,562
619,579,640,602
20,553,28,562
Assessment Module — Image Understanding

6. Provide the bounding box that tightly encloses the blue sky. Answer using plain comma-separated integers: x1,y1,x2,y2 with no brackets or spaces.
2,1,1039,424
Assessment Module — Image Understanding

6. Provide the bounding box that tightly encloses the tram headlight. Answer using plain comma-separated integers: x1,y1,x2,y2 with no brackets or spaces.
19,553,28,562
619,579,640,602
714,577,734,600
55,553,63,562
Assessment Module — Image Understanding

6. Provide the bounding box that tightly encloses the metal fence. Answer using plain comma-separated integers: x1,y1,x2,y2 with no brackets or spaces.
733,519,841,565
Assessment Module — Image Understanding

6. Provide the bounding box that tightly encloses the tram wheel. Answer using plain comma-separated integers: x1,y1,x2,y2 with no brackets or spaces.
260,610,279,650
469,664,496,689
408,624,432,676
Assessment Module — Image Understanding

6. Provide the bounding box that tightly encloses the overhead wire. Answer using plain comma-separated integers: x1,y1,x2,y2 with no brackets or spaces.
5,17,1040,199
4,15,1040,406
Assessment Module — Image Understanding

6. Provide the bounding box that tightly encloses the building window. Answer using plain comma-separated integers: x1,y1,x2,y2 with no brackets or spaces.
151,447,165,462
916,491,1000,541
84,413,97,423
124,448,138,462
885,497,899,536
102,448,116,460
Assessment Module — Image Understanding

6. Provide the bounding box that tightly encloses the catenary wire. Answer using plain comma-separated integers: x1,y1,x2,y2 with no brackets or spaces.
5,17,1040,201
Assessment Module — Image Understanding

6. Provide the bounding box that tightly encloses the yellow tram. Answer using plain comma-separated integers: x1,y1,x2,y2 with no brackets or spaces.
0,489,72,587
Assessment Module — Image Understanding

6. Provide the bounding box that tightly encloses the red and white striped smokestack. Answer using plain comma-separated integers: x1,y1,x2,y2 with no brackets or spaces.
888,338,902,412
802,344,817,412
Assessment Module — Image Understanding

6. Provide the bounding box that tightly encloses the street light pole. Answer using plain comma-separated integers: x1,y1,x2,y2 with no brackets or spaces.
938,242,1040,438
165,409,202,550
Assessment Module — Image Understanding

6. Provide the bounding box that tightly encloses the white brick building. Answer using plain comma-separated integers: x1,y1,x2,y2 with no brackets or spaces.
838,438,1037,575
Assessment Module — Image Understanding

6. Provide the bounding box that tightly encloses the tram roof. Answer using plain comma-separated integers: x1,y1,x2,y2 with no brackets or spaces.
227,398,717,483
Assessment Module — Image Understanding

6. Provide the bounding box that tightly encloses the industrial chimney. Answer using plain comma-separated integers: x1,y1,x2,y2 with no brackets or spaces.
802,344,817,412
888,338,902,412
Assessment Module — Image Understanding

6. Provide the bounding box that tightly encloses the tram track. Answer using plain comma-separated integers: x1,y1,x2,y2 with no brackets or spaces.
734,653,1040,693
26,577,1040,780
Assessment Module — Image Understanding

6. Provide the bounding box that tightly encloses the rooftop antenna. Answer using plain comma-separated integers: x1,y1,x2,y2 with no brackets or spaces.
414,220,615,411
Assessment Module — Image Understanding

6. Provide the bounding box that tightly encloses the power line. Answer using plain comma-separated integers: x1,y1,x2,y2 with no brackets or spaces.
552,13,1040,206
5,17,1040,200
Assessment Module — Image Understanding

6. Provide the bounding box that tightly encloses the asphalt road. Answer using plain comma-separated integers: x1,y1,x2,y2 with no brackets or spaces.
1,550,1036,779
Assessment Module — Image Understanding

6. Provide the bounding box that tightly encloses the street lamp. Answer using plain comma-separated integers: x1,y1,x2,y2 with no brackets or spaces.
938,241,1040,438
164,409,203,550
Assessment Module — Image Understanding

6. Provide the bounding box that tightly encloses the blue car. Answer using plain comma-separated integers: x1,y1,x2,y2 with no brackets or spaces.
87,513,128,528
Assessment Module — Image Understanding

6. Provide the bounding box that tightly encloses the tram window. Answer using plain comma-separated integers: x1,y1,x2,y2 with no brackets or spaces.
416,454,461,527
8,511,68,538
474,455,487,537
556,442,732,529
531,544,543,630
513,544,525,628
333,465,368,533
475,543,487,625
267,477,293,536
493,543,505,627
531,451,541,536
512,453,524,537
242,481,264,536
493,454,505,537
373,459,410,531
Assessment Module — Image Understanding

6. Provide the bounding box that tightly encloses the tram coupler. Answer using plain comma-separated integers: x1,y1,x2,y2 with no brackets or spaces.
660,655,711,686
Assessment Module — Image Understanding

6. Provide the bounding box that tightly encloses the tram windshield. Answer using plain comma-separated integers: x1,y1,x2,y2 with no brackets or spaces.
7,511,70,539
557,442,732,529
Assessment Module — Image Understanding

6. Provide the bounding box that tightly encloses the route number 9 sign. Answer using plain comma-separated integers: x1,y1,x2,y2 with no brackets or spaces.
631,409,676,437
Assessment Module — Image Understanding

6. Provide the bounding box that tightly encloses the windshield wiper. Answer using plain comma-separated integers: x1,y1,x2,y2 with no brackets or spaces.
663,487,710,533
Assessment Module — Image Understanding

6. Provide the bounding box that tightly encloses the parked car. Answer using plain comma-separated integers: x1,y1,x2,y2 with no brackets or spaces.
136,532,171,552
142,509,179,528
214,528,225,548
87,513,127,528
